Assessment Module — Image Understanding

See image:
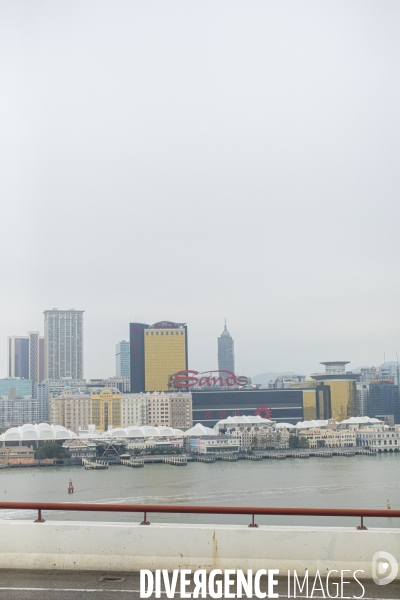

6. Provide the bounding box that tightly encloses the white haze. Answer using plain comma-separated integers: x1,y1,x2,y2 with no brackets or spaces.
0,1,399,378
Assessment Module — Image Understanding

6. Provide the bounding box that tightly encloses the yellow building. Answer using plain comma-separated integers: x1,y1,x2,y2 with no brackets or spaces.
144,323,187,391
311,362,357,422
90,387,122,432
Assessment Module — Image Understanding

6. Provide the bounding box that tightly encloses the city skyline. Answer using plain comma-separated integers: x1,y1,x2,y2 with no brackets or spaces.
0,309,397,380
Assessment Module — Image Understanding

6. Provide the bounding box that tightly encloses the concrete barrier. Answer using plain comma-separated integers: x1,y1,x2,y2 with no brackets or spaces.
0,520,398,578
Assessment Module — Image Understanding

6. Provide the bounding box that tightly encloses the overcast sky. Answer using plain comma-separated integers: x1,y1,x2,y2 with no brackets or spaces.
1,1,399,379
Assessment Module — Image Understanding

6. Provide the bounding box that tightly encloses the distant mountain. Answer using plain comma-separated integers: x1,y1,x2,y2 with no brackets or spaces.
251,371,301,385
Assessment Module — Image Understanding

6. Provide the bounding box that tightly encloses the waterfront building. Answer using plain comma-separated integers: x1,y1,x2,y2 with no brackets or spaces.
90,387,122,431
129,321,188,392
0,446,36,465
0,396,38,428
310,362,357,422
191,388,303,428
121,393,148,427
169,392,192,430
122,391,192,429
298,427,356,448
50,388,91,434
146,391,171,427
87,377,130,393
37,378,87,422
62,440,97,459
116,341,130,378
8,332,44,390
44,309,84,379
225,424,289,450
217,320,235,373
356,424,400,451
190,436,240,454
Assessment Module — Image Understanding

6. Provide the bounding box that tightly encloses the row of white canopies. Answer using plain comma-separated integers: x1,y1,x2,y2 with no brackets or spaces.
0,416,383,442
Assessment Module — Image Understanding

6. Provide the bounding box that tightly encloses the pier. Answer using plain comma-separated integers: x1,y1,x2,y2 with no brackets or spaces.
82,460,108,470
120,458,144,468
163,456,188,466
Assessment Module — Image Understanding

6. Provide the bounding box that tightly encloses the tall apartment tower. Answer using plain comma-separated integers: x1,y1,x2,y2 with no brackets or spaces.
8,332,44,389
116,341,130,378
217,320,235,373
44,309,84,379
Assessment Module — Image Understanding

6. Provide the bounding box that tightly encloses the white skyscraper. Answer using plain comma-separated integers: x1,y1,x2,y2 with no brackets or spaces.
44,309,84,379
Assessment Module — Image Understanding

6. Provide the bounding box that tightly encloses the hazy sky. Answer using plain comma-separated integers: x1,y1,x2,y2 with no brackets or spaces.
1,1,400,379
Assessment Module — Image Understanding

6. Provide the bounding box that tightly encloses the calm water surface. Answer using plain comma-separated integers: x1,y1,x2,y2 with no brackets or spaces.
0,453,398,528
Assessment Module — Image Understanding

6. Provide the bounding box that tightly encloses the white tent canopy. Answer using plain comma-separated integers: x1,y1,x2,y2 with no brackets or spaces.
0,424,77,442
182,423,216,437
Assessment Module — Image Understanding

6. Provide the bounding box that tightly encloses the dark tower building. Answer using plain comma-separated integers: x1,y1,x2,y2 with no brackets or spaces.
218,320,235,373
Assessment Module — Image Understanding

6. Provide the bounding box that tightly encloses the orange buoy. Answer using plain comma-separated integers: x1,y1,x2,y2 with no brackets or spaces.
68,479,74,494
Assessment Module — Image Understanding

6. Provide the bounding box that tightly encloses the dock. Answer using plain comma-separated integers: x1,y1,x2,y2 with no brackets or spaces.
82,460,108,470
163,456,188,466
120,458,144,468
194,455,216,463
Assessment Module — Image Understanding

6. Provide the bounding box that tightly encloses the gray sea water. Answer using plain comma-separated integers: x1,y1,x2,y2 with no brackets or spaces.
0,453,398,528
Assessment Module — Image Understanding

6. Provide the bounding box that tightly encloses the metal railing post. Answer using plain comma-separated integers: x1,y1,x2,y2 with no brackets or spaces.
357,515,367,530
248,514,258,528
140,511,150,525
34,509,45,523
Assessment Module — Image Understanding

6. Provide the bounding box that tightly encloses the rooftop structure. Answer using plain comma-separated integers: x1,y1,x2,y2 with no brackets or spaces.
320,361,350,375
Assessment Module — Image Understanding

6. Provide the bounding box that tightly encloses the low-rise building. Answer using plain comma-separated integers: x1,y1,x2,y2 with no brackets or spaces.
50,387,90,434
190,436,240,454
225,425,289,450
298,427,356,448
62,440,97,459
147,392,192,429
0,446,36,465
356,424,400,451
90,387,122,431
121,393,148,427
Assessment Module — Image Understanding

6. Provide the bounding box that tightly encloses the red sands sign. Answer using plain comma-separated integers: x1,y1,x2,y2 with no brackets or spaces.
170,370,249,389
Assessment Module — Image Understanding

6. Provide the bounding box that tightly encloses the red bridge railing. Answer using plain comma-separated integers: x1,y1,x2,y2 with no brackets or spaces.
0,502,399,530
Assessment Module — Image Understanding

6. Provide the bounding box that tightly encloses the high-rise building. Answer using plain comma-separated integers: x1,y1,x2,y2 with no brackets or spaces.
310,362,358,422
146,391,192,429
116,341,130,378
217,320,235,373
8,332,44,390
130,321,188,392
90,387,122,431
44,309,84,379
368,382,400,424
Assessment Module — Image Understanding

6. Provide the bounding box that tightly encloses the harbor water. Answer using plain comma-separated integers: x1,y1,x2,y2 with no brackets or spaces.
0,453,398,528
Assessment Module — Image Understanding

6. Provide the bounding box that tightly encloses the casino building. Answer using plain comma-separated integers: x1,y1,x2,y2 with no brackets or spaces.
192,389,304,428
129,321,188,393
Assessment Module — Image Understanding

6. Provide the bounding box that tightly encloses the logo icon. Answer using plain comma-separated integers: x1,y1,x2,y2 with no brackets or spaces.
372,551,398,585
